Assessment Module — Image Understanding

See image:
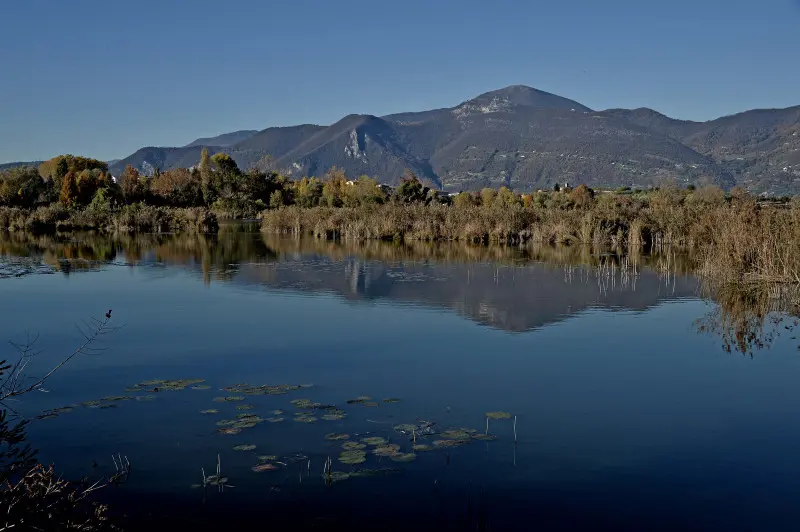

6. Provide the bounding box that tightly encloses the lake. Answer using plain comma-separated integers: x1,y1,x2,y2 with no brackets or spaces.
2,227,800,531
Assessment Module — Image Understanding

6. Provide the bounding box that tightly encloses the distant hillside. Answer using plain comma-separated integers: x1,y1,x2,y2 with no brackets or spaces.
0,161,42,171
184,130,259,148
108,85,800,193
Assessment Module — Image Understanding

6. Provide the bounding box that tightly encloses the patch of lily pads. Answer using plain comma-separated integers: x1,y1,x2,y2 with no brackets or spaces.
485,411,512,420
233,444,256,452
126,379,206,393
224,383,311,396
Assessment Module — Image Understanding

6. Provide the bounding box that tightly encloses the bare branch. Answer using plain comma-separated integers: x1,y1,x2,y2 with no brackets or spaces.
0,311,116,402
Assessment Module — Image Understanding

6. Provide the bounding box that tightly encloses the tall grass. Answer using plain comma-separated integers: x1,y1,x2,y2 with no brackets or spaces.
0,205,218,234
260,194,800,285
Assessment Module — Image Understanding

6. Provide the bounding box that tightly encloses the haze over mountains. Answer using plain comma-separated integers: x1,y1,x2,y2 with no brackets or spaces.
19,85,800,194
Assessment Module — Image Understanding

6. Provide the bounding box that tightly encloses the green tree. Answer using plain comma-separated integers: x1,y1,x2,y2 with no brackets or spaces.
293,177,323,208
322,167,348,207
392,170,428,204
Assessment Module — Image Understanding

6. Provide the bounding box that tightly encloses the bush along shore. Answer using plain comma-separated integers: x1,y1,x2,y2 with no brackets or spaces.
3,151,799,284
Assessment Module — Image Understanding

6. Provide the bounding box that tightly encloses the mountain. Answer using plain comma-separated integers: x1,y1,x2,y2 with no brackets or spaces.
0,161,42,171
108,85,800,193
184,130,259,148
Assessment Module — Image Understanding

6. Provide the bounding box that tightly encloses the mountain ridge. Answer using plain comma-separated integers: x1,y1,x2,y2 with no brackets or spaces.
42,85,800,194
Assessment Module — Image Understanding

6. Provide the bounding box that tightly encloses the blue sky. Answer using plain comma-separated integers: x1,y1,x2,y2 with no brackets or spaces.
1,0,799,163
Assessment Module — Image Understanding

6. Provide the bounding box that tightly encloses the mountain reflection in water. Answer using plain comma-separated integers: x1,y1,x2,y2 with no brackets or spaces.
0,227,698,333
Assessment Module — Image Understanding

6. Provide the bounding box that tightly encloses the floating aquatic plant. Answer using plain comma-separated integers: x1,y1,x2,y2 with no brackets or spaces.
433,439,469,449
80,400,102,408
233,445,256,452
217,427,241,435
266,417,285,423
232,421,258,430
439,429,473,441
251,463,278,473
322,413,346,421
346,396,372,405
128,379,205,392
339,451,367,465
471,434,497,441
224,383,306,395
412,444,434,452
389,453,416,463
200,409,219,415
135,395,156,402
271,409,285,415
325,433,350,441
294,415,318,423
213,396,245,403
290,398,314,409
35,406,74,420
373,444,401,457
383,398,402,404
190,385,211,391
257,455,278,462
342,442,367,451
485,411,512,420
100,395,131,402
363,402,379,408
361,437,387,446
393,424,417,433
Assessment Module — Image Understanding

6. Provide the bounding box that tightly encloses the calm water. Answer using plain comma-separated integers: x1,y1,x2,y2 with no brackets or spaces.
2,228,800,531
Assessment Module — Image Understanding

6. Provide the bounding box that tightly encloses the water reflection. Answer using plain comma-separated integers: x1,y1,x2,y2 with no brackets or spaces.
1,226,798,354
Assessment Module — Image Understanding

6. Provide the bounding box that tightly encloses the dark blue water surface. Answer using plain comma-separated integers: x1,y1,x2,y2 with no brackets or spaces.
2,231,800,531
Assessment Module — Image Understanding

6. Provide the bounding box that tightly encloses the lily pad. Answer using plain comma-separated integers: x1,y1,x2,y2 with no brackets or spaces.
225,383,305,396
80,400,102,408
373,444,401,457
217,427,242,435
291,398,314,409
322,413,347,421
389,453,417,463
257,455,278,462
270,409,285,415
393,424,417,433
339,451,367,465
200,409,219,415
233,444,256,452
100,395,131,402
252,463,278,472
471,434,497,441
213,396,245,403
346,396,372,405
434,439,469,449
342,442,367,451
266,417,285,423
439,430,472,441
485,411,512,420
383,398,402,404
294,415,318,423
129,379,205,392
325,433,350,441
232,421,258,430
362,437,387,446
190,385,212,391
412,444,434,452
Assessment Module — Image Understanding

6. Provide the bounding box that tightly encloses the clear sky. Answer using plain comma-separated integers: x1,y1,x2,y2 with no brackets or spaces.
1,0,799,163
